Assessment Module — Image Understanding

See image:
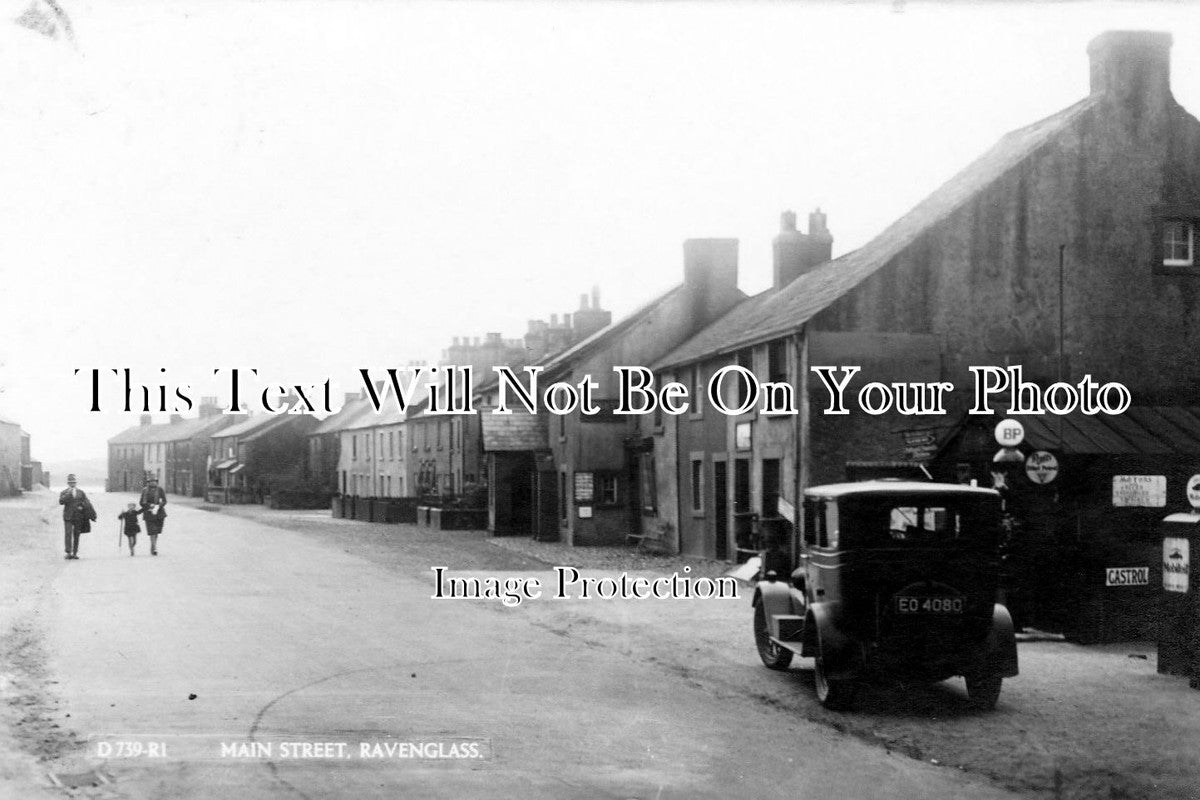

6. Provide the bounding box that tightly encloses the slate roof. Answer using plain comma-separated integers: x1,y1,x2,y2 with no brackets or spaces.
655,97,1097,370
107,414,232,445
212,414,291,442
1015,407,1200,455
469,286,692,399
312,397,378,435
480,411,549,452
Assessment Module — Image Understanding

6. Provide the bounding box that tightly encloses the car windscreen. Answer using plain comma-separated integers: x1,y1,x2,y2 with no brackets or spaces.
840,495,1000,548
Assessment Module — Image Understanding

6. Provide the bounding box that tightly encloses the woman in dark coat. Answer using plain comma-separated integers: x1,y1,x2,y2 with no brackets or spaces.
139,476,167,556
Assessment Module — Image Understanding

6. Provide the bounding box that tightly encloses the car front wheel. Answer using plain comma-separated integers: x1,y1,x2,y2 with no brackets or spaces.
754,602,793,670
813,654,856,710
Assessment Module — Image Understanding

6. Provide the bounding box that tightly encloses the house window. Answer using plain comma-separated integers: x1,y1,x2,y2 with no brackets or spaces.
559,472,568,520
598,474,618,505
768,340,787,384
691,365,703,415
690,458,704,513
1164,220,1194,266
389,431,394,460
640,452,658,513
351,436,357,460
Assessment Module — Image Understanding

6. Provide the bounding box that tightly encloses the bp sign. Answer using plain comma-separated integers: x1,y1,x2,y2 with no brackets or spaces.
1025,451,1059,484
1187,475,1200,510
994,418,1025,448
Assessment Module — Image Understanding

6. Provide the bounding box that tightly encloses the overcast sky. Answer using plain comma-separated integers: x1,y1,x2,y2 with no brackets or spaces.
2,0,1199,465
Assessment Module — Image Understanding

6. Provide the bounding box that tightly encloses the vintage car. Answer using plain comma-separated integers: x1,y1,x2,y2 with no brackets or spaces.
752,481,1019,710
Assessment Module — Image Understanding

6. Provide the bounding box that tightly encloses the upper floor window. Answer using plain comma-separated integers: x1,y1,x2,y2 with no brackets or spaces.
1164,220,1194,266
767,340,788,384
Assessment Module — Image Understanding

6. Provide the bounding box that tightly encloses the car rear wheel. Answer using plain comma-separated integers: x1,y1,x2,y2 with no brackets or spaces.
813,654,856,710
965,671,1003,710
754,602,793,670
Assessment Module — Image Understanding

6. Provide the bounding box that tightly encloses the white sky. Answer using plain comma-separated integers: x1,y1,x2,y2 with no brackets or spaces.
2,0,1199,464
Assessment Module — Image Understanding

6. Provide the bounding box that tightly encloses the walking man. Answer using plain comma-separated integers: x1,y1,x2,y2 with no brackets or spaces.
139,476,167,556
59,474,96,560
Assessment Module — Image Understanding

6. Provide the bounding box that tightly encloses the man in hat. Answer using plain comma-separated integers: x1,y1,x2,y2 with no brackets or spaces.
58,474,96,559
139,475,167,556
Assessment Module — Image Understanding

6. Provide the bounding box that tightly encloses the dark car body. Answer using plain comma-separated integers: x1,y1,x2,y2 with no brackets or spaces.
752,481,1019,710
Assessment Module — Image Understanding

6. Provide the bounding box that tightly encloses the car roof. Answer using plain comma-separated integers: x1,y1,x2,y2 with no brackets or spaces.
804,480,1000,500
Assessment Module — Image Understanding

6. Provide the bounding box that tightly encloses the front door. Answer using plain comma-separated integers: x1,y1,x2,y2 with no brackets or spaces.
734,458,751,559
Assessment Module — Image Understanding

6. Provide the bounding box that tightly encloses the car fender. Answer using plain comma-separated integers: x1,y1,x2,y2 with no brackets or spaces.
985,603,1020,678
802,602,862,680
753,578,796,639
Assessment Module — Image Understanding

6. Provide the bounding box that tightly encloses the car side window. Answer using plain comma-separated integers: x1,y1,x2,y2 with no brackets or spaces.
805,499,838,549
803,499,822,548
825,503,839,550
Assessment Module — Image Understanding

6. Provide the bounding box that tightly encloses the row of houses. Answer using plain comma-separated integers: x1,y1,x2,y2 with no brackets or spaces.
106,294,613,504
0,414,48,496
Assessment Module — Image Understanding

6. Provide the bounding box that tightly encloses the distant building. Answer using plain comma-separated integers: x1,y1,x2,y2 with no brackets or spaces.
107,399,234,495
400,291,612,504
19,429,47,490
0,415,22,496
308,393,373,495
479,242,745,542
207,413,318,504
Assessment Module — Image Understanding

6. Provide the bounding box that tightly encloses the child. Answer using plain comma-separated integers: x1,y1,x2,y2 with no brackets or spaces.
118,503,141,556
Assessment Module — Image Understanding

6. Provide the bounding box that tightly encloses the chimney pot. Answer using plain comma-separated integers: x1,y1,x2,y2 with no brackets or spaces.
781,210,797,232
773,208,833,289
592,285,601,309
564,313,572,329
550,314,559,327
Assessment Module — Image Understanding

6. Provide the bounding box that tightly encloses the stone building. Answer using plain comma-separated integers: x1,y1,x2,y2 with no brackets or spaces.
0,415,23,496
206,413,317,503
649,31,1200,571
107,399,233,495
480,241,746,542
404,291,613,505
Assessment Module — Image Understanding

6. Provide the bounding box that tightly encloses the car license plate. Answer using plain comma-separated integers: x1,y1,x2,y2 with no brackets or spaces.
896,596,963,614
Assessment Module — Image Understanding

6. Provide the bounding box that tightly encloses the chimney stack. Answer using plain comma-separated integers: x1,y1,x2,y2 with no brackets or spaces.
169,414,182,424
773,208,833,289
198,396,220,418
1088,31,1173,121
140,414,152,426
591,285,600,309
579,293,588,310
683,238,739,292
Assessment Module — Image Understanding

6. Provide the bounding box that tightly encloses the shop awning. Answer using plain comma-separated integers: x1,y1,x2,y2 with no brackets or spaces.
212,458,238,470
228,463,245,474
480,412,549,452
1010,407,1200,455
